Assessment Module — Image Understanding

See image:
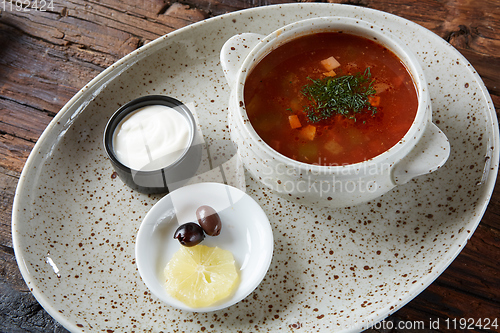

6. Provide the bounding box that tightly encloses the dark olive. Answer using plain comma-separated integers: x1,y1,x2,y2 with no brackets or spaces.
173,222,205,247
196,205,222,236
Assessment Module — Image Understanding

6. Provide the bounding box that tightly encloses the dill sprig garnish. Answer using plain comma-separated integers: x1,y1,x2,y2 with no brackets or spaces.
301,68,377,123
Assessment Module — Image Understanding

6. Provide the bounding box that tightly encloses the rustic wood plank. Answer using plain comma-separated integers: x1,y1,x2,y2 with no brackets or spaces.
0,99,53,142
0,168,18,247
481,183,500,229
0,250,27,292
180,0,261,16
0,134,34,173
0,21,100,113
2,0,208,61
397,283,500,331
0,278,69,333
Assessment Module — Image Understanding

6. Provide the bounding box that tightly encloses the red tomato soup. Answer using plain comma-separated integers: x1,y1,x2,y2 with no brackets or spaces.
244,32,418,165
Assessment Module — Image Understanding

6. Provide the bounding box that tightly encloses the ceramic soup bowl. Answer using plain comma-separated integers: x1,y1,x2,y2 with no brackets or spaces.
220,17,450,208
104,95,202,194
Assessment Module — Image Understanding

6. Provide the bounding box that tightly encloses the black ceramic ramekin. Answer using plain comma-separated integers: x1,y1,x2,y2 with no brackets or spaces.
103,95,202,194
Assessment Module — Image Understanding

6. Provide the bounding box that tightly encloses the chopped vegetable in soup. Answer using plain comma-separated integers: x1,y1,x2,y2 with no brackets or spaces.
244,33,418,165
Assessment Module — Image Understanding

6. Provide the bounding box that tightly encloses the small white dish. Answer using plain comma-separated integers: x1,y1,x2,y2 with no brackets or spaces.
135,182,274,312
11,4,498,332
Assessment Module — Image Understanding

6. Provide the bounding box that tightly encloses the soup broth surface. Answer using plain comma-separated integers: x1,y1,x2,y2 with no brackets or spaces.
244,32,418,165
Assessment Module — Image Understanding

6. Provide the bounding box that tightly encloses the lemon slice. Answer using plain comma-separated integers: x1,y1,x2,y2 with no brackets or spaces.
164,244,239,308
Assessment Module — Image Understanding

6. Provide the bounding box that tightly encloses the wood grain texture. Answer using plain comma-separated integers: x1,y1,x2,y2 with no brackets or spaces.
0,0,498,332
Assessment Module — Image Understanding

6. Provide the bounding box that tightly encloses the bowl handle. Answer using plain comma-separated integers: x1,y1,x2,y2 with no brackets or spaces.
392,122,450,185
220,33,264,87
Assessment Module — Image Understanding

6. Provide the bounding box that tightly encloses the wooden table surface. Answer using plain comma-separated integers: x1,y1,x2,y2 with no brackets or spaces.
0,0,498,332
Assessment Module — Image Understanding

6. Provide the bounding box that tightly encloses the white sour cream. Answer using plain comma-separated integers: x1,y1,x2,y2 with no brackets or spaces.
113,105,191,171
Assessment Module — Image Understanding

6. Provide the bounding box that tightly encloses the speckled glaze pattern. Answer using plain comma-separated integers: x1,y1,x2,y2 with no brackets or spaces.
11,4,498,333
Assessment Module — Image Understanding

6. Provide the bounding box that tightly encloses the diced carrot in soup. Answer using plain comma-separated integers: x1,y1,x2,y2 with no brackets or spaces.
323,70,337,77
288,115,302,129
244,32,418,165
368,96,381,107
320,56,341,71
300,125,316,141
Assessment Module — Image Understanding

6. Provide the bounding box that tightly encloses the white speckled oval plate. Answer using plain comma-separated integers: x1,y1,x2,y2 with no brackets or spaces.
12,3,498,333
